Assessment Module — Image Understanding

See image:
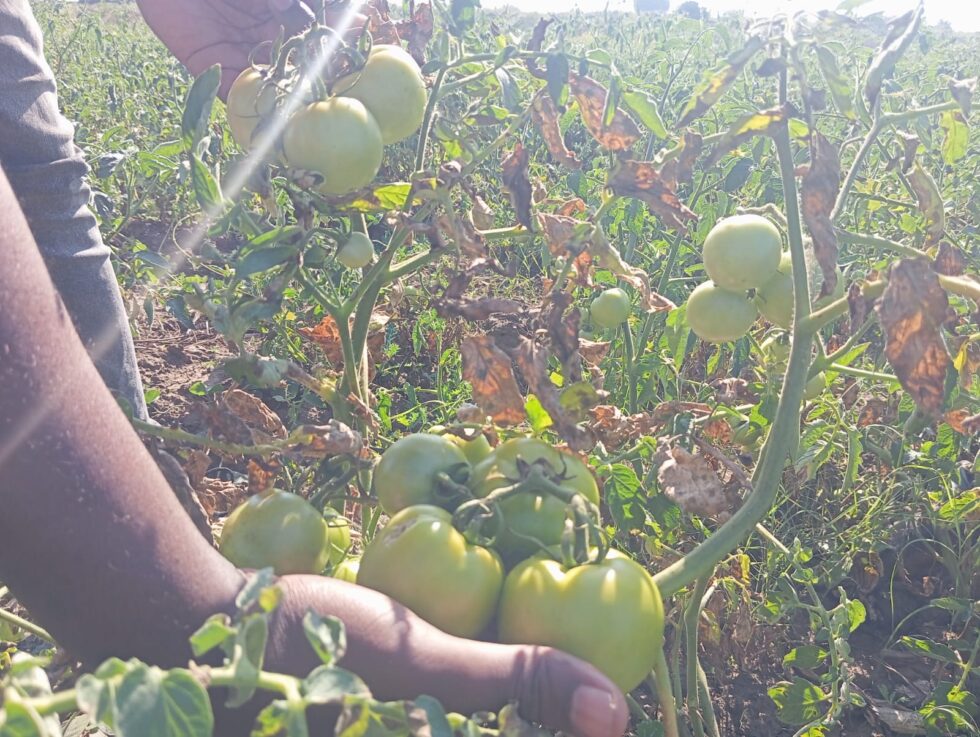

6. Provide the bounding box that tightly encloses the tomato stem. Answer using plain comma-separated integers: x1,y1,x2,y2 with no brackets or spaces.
651,647,681,737
0,604,54,643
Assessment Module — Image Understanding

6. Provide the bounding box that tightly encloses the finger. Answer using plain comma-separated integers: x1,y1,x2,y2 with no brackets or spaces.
267,0,315,34
512,647,629,737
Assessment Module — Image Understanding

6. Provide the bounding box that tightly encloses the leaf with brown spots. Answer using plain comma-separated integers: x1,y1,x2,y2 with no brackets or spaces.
934,242,967,276
801,132,841,299
568,74,641,152
470,191,495,230
905,161,945,248
877,258,951,418
436,212,488,261
712,378,757,404
502,143,534,230
657,445,730,518
676,36,765,128
608,159,698,233
461,335,526,426
703,418,733,444
223,389,287,441
247,457,281,494
437,296,523,321
951,335,980,389
579,339,611,365
299,315,344,366
589,405,634,449
544,292,583,384
287,421,363,458
703,104,792,168
945,409,980,436
538,213,591,258
531,90,581,169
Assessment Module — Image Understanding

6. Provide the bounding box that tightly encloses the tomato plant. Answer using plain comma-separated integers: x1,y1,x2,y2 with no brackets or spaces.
219,491,350,575
282,97,383,195
357,505,504,638
468,438,600,565
498,550,665,692
685,281,758,343
372,433,470,514
590,287,631,329
336,44,427,145
702,215,782,292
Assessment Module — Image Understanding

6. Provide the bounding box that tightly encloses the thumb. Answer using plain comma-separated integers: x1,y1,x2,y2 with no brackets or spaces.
510,647,629,737
267,0,315,33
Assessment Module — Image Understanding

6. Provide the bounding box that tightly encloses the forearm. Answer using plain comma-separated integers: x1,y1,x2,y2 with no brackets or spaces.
0,163,244,668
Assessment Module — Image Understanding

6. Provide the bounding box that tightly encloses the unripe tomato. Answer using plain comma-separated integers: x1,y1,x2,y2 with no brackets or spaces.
373,433,470,515
759,333,791,367
337,231,374,269
336,44,427,145
755,252,794,328
498,550,665,692
430,425,494,466
685,281,758,343
358,505,504,638
468,438,600,565
590,288,631,330
219,491,350,575
332,556,360,583
804,371,827,400
282,98,383,195
226,67,278,150
702,214,782,291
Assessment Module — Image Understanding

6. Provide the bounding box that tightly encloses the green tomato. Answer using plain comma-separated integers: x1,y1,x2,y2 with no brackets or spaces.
226,66,277,150
755,252,794,329
336,45,427,145
430,425,494,466
219,491,350,575
498,550,665,692
804,372,827,400
703,214,782,291
282,97,383,195
468,438,600,566
759,333,791,367
590,288,631,330
373,433,470,515
685,281,758,343
337,231,374,269
358,505,504,638
332,556,360,584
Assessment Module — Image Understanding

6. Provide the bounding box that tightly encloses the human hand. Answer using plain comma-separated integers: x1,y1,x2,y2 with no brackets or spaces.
135,0,356,98
254,575,629,737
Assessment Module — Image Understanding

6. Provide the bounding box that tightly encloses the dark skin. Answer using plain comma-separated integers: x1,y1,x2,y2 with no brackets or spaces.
0,119,625,737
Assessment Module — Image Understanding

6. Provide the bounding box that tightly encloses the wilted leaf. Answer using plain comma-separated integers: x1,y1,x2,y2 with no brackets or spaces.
933,241,966,276
945,409,980,436
395,3,434,65
657,445,729,517
569,73,641,151
660,130,702,189
531,90,581,169
437,295,523,321
676,36,765,128
437,211,488,260
320,182,414,213
608,159,698,232
939,110,970,165
864,5,923,110
702,418,733,444
905,161,944,248
247,457,281,493
800,132,841,299
544,293,584,384
502,143,534,230
538,213,591,258
591,228,677,313
461,336,526,426
948,77,976,116
704,104,792,167
287,421,363,458
850,551,883,592
877,259,950,418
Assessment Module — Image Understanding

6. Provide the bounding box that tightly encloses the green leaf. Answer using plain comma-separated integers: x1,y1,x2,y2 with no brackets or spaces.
558,382,602,422
303,612,347,666
546,53,569,107
181,65,221,148
602,464,644,532
622,90,668,138
189,155,224,214
225,615,268,708
900,636,961,664
302,666,370,705
782,645,828,670
524,394,553,433
448,0,480,37
236,245,298,279
252,701,308,737
413,696,454,737
189,614,235,657
495,68,521,112
845,599,866,632
114,666,213,737
940,110,969,165
815,45,855,119
768,678,829,726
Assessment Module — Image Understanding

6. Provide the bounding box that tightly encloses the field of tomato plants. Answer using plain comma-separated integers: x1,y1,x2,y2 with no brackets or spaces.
2,1,979,736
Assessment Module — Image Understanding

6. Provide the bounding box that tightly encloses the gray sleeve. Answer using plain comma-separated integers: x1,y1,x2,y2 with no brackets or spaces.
0,0,147,420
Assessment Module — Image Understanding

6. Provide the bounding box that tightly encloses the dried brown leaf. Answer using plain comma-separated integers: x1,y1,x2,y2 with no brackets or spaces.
676,36,765,128
657,445,730,517
461,335,526,426
877,258,951,418
502,143,534,230
394,2,433,66
800,131,841,299
531,90,581,169
608,159,698,233
934,241,967,276
945,409,980,436
569,73,641,152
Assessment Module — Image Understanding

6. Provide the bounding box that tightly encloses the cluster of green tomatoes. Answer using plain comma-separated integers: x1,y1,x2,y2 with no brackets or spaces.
219,430,666,694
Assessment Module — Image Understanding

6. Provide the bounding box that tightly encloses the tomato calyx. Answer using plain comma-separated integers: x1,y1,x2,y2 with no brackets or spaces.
451,460,604,564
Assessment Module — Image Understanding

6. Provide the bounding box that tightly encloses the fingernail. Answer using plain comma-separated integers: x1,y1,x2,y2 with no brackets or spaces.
570,686,617,737
270,0,295,11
